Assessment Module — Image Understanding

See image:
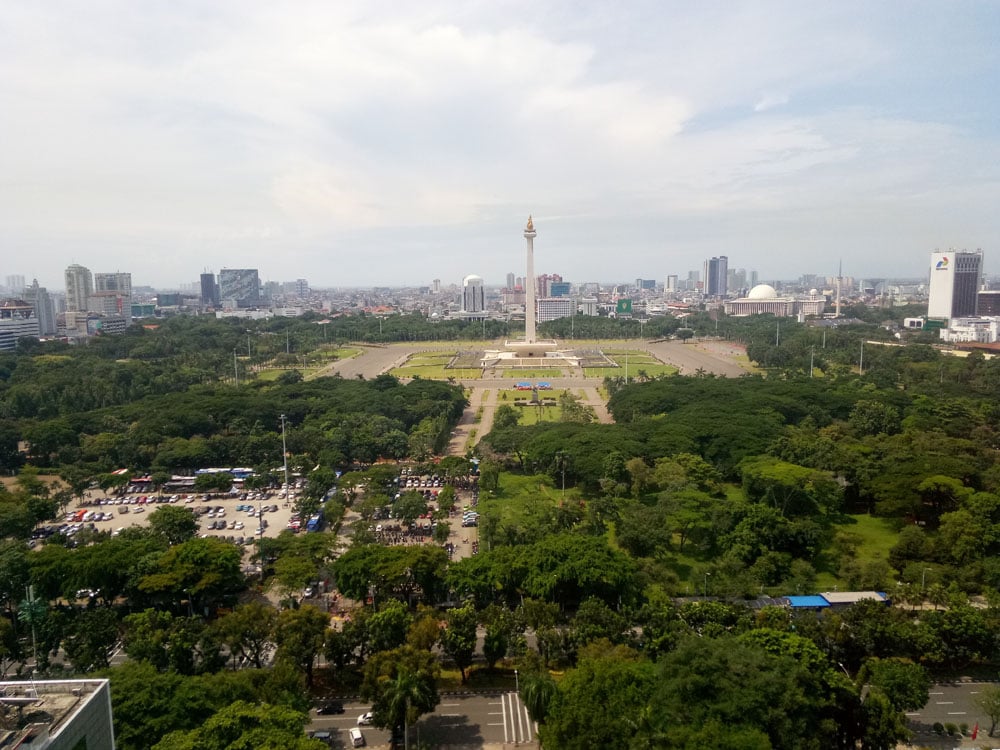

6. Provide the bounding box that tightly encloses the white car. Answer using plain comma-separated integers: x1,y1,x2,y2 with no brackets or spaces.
357,712,373,726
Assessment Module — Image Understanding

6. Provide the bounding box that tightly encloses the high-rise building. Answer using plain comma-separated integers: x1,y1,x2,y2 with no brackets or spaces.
218,268,261,308
23,279,56,335
549,281,571,297
461,274,485,317
703,256,729,297
537,273,563,298
200,272,219,307
94,272,133,322
665,275,678,292
0,299,40,351
728,268,747,293
5,275,25,293
295,278,309,297
506,272,516,290
536,297,575,322
64,264,93,312
928,250,982,320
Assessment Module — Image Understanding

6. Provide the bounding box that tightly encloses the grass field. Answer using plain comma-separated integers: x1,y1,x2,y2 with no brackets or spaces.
389,350,482,380
583,349,678,379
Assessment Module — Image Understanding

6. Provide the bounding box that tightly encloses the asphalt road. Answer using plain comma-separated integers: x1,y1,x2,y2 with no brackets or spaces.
904,682,1000,748
308,693,535,749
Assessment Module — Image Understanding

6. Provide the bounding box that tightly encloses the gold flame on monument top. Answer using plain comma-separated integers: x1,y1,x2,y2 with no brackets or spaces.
525,215,534,232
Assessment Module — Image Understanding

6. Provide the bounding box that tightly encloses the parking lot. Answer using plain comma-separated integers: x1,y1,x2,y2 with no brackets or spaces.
37,482,305,563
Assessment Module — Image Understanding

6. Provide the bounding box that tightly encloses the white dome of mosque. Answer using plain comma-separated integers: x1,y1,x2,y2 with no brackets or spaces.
747,284,779,299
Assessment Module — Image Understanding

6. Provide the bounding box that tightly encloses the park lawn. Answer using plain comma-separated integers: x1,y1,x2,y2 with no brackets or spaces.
516,402,562,425
810,514,901,591
480,472,566,529
389,350,483,380
328,346,363,360
833,514,901,563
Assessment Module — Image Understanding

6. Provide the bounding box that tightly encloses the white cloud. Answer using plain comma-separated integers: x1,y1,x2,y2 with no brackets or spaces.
1,1,998,286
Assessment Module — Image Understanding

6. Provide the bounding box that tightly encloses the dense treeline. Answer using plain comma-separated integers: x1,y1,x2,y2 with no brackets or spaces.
0,316,467,476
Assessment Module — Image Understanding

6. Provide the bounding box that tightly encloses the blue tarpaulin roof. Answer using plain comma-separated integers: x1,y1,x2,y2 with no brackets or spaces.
786,595,830,608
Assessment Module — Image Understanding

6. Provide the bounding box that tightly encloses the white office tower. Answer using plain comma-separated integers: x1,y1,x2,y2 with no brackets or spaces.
461,275,485,318
64,264,93,312
928,250,982,321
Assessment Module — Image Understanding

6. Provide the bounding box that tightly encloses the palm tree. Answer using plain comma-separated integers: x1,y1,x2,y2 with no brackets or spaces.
382,667,437,750
520,670,557,724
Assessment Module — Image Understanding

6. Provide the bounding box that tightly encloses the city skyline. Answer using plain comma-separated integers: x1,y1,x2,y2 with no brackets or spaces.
2,2,998,288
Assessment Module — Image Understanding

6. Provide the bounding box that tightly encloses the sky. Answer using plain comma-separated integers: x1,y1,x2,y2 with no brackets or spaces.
2,0,1000,291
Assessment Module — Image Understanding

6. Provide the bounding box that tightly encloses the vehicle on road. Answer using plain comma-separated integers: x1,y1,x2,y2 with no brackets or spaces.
357,711,373,726
349,727,365,746
316,701,344,715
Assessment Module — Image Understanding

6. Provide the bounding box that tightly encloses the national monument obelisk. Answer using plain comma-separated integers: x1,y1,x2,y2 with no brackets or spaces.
487,215,575,367
523,215,537,344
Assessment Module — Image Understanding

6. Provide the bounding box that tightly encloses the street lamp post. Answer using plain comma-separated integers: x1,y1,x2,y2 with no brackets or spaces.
704,572,711,599
280,413,290,493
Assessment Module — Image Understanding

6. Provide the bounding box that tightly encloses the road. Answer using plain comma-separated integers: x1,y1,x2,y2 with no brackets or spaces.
308,693,535,749
906,682,1000,748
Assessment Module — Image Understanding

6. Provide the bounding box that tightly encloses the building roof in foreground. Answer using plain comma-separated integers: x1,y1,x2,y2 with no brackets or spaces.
0,679,113,749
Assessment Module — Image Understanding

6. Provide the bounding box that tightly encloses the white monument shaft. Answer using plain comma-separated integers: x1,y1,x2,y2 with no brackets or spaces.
524,216,537,344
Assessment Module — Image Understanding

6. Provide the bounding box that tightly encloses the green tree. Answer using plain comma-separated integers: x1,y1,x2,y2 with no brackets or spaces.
138,537,245,609
861,658,930,712
152,700,324,750
541,648,657,749
123,608,174,671
148,505,199,545
361,646,440,734
520,669,557,724
274,605,329,687
214,601,277,669
367,599,413,654
440,602,478,682
62,606,120,673
975,684,1000,736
